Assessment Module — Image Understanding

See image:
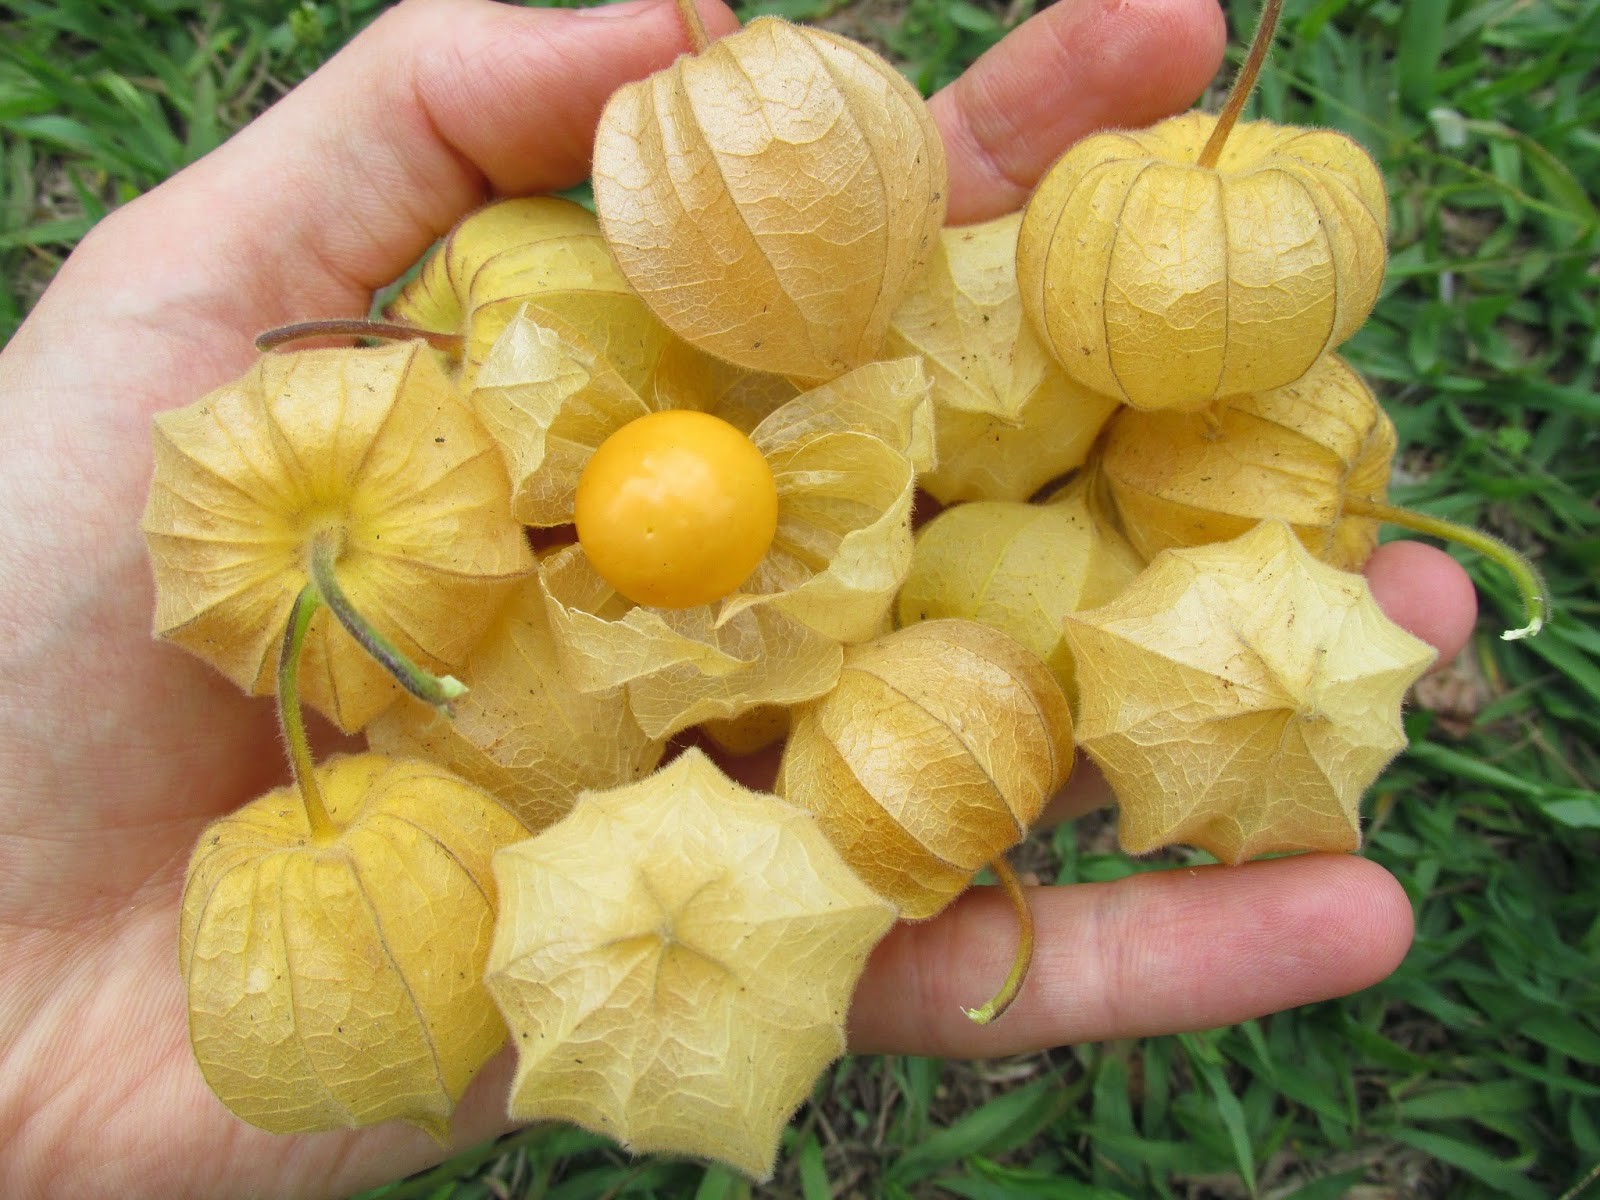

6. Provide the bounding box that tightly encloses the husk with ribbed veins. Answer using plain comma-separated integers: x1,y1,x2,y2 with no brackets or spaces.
1095,353,1395,571
592,16,947,383
366,579,667,833
1062,521,1436,863
885,212,1117,503
778,620,1074,920
142,342,532,732
180,753,526,1140
486,748,895,1181
1018,110,1387,411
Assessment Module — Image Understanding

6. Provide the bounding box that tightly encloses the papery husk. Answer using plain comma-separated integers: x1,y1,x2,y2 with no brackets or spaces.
650,337,800,435
470,310,654,527
477,311,933,738
1018,110,1388,411
366,579,666,833
387,197,674,390
778,620,1074,919
1096,353,1395,571
486,748,895,1180
180,753,526,1140
143,343,532,732
592,16,947,382
537,546,844,740
1062,521,1436,863
896,479,1143,699
886,212,1118,503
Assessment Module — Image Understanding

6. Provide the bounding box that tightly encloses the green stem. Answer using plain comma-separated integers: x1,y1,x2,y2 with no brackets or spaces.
963,856,1035,1026
280,586,337,842
674,0,710,52
255,319,462,355
1197,0,1284,170
306,531,468,711
1342,495,1550,640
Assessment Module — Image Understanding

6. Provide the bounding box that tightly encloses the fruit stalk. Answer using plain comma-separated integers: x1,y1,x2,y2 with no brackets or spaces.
1341,495,1550,639
674,0,711,53
1197,0,1284,169
255,319,463,354
278,585,337,841
962,857,1036,1025
307,530,468,710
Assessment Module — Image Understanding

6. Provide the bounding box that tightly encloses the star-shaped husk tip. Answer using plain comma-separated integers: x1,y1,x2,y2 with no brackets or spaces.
485,748,896,1179
1061,520,1436,863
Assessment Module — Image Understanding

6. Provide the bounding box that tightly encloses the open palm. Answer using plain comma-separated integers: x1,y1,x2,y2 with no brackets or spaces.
0,1,1476,1196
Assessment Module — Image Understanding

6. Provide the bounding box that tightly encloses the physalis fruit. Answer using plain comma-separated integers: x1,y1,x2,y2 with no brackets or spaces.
574,410,780,608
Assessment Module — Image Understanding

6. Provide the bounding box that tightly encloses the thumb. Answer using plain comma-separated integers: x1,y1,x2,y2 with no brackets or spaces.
48,0,741,349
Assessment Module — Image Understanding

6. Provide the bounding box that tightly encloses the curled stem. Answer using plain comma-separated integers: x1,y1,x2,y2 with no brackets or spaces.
1197,0,1284,170
1342,495,1550,640
962,856,1036,1025
674,0,711,52
280,586,337,842
256,319,463,355
307,531,468,711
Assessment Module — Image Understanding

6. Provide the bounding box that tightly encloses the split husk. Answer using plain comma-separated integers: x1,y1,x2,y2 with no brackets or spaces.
486,748,895,1180
142,342,532,731
180,753,526,1140
475,312,934,739
592,16,947,382
1062,521,1437,862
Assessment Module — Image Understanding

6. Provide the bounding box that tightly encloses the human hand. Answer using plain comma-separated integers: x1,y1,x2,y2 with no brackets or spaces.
0,0,1476,1196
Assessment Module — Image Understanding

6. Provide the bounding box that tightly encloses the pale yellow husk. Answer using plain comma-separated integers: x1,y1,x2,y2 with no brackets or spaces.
592,17,947,382
142,343,532,732
179,754,526,1140
896,479,1143,698
1018,111,1388,411
779,620,1074,919
387,196,675,390
1096,353,1396,571
486,748,896,1180
365,579,667,834
1062,521,1437,863
886,212,1117,503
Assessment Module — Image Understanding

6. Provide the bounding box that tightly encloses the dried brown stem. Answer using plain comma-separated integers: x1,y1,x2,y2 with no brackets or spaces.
1197,0,1284,169
255,319,462,354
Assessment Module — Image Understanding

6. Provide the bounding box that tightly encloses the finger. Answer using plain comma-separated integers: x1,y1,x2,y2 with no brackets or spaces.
848,852,1413,1056
930,0,1228,222
1364,539,1478,667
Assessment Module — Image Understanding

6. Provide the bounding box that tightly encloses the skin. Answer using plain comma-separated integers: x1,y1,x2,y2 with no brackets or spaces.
0,0,1478,1195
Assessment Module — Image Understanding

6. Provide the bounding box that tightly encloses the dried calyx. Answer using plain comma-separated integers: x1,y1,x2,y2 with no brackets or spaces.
1017,0,1386,412
778,620,1075,1023
591,0,947,382
180,540,523,1139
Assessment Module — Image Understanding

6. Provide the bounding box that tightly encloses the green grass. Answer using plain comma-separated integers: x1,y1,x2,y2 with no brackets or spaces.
4,0,1597,1196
